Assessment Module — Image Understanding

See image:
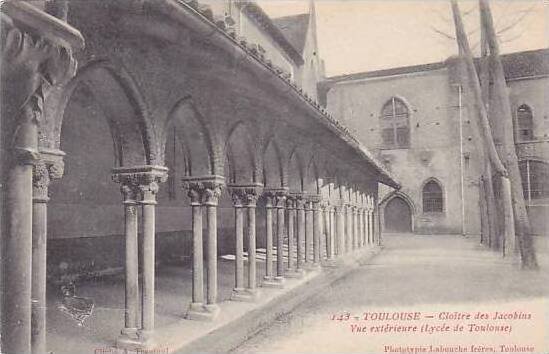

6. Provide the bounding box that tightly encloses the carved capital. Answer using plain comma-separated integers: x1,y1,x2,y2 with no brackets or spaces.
228,183,263,208
181,175,225,207
32,160,50,202
113,165,168,204
264,187,288,209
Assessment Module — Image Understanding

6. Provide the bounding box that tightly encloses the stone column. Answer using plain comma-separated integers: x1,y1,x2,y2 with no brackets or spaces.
229,184,262,301
274,192,287,282
369,206,375,246
203,181,223,316
263,188,287,287
304,200,313,267
322,203,332,260
113,166,167,348
263,193,275,283
114,177,140,343
285,196,300,277
346,204,353,253
329,206,336,258
295,195,306,273
182,175,224,321
139,179,162,344
353,205,359,250
311,196,321,267
229,188,245,299
31,156,62,354
1,4,83,353
335,205,345,256
244,187,261,298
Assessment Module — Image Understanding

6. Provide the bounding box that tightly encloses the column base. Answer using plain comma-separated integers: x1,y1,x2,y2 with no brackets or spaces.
185,302,220,321
262,276,285,288
322,259,339,267
284,268,303,278
231,288,260,302
117,329,155,351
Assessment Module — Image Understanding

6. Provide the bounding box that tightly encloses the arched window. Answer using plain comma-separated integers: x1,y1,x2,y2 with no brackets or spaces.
380,97,410,148
516,104,534,141
422,180,443,212
519,159,549,203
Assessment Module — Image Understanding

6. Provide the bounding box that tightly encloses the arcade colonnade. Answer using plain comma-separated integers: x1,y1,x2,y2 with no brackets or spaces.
0,2,391,353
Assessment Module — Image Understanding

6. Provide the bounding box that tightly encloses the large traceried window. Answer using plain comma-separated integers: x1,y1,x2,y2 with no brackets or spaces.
381,97,410,148
422,180,443,213
519,159,549,203
516,104,534,141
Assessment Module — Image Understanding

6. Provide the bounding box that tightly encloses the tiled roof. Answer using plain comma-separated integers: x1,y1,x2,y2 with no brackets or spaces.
235,1,304,65
272,13,310,54
323,48,549,84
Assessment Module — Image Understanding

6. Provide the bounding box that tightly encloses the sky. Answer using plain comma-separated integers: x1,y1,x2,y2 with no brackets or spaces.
256,0,548,77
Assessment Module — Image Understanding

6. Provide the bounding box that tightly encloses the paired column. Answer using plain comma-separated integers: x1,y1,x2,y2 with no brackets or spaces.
352,205,359,250
329,205,336,258
335,205,345,256
311,196,321,267
285,196,301,277
294,195,306,273
181,175,224,321
1,4,83,353
304,199,313,267
229,184,262,301
114,166,167,347
322,203,333,260
263,188,287,287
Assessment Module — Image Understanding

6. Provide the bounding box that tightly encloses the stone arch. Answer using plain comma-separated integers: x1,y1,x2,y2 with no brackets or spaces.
262,135,285,188
380,191,415,233
164,96,217,177
45,59,156,166
304,153,320,194
286,146,305,192
224,121,259,184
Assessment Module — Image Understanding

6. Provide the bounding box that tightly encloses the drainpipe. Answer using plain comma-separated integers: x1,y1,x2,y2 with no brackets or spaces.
458,85,466,236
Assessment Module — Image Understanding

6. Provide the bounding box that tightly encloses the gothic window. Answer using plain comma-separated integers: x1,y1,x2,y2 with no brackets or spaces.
516,104,534,141
380,97,410,148
519,160,549,203
422,180,443,213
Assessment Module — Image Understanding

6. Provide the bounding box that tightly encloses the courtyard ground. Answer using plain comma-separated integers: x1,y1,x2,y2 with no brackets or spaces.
232,234,549,354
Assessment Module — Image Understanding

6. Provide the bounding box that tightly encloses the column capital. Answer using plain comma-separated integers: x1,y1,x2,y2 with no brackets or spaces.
292,192,307,209
181,175,225,206
264,187,288,209
32,149,65,202
113,165,168,204
228,183,263,208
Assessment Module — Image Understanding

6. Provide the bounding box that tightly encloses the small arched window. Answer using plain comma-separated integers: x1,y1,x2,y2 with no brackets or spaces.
519,159,549,203
380,97,410,148
516,104,534,141
422,180,443,212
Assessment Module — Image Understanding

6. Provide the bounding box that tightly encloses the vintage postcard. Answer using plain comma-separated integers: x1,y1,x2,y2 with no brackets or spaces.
0,0,547,353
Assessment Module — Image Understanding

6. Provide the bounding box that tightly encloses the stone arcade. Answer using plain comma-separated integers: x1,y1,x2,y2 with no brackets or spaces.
0,1,399,353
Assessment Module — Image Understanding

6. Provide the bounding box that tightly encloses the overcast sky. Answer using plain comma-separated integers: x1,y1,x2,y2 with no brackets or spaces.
257,0,548,77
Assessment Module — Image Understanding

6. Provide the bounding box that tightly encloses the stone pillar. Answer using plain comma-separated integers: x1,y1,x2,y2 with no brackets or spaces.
369,206,375,246
182,175,224,321
295,195,306,272
31,156,62,354
274,193,287,282
322,203,332,260
335,205,345,256
352,206,359,250
229,188,245,299
346,204,353,253
263,193,275,283
228,184,262,301
329,206,336,258
304,200,313,266
244,187,261,297
311,196,321,267
285,196,300,277
263,188,287,287
1,4,83,353
114,166,167,348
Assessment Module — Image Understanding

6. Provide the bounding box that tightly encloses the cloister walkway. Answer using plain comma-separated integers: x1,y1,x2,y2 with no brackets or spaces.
232,233,549,353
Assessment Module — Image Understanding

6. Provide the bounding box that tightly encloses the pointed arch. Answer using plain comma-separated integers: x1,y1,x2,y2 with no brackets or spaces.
262,135,284,188
286,146,305,192
515,103,534,142
224,121,259,184
380,96,411,149
380,191,415,233
45,59,156,166
164,97,216,176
